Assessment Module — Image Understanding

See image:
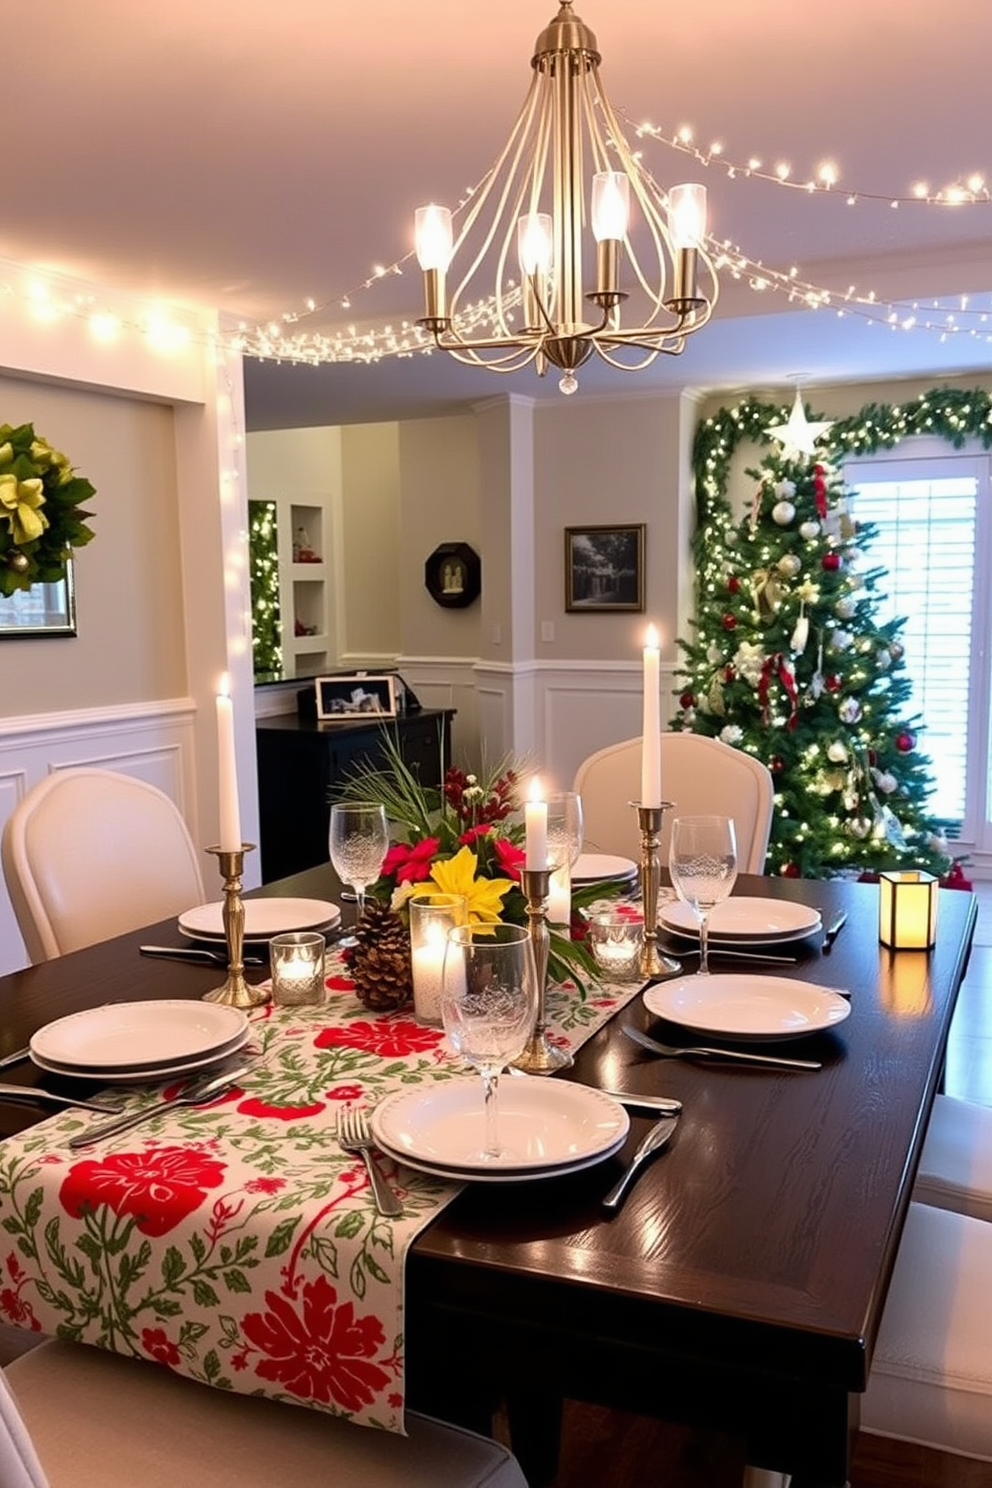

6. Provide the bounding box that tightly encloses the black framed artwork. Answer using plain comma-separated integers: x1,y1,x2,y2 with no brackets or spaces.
564,524,645,612
424,542,481,608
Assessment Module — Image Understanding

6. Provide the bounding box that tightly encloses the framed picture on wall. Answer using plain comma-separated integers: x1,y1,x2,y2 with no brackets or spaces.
424,542,481,608
564,524,645,612
315,674,398,721
0,562,77,638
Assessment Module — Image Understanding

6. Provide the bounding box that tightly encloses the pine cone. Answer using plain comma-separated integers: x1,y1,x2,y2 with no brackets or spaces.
346,900,413,1012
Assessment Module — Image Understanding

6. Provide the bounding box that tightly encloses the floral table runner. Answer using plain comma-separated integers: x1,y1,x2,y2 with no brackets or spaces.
0,957,643,1432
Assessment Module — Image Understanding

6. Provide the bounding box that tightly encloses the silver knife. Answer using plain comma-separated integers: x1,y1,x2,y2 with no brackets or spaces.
822,912,848,953
67,1064,251,1149
0,1084,122,1114
602,1114,680,1212
598,1087,682,1115
140,945,266,967
0,1047,30,1071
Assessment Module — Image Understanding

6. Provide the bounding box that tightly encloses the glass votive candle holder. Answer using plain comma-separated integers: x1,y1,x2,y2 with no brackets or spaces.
587,910,644,981
409,892,467,1025
269,931,326,1006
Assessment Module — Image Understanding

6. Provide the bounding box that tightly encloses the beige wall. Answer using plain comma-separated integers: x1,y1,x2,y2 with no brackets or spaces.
0,375,185,715
341,423,402,663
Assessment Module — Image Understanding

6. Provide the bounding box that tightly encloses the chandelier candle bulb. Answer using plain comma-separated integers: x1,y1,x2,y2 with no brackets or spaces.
525,780,549,871
641,626,662,807
215,675,242,852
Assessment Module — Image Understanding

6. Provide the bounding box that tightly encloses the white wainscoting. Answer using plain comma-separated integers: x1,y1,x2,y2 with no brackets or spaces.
0,699,199,975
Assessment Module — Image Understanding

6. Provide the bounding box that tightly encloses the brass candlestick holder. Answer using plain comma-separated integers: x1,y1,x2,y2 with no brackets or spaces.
202,845,270,1008
634,803,681,979
512,867,573,1074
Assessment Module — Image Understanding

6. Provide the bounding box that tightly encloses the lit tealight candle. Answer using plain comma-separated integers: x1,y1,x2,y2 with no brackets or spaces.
525,778,548,871
641,625,662,808
216,674,242,852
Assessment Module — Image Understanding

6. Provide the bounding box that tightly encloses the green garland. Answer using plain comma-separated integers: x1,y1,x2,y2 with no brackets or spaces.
693,384,992,523
0,422,96,597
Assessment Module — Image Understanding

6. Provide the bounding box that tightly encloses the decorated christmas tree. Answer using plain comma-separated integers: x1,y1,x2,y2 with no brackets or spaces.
672,393,953,880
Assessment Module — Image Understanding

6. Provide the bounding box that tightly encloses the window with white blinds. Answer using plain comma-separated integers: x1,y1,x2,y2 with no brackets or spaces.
844,446,992,833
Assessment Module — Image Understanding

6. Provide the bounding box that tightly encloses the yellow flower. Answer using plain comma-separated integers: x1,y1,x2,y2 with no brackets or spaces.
0,474,48,545
430,846,514,924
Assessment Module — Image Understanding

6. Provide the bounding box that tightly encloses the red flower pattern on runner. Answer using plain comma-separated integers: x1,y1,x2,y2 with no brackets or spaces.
242,1275,390,1411
325,975,355,993
244,1176,286,1195
325,1084,365,1102
237,1096,327,1122
59,1146,227,1237
142,1327,181,1367
315,1019,443,1058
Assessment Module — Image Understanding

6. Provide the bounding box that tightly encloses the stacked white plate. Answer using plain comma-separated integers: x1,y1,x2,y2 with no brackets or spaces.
370,1078,630,1183
29,1001,251,1083
178,897,340,946
659,896,821,948
572,853,638,889
643,975,850,1042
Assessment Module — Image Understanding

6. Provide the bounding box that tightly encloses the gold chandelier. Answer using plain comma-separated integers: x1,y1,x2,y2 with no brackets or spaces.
414,2,718,395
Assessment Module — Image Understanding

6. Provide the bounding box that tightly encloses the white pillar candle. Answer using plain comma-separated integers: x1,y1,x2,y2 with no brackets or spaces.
641,625,662,807
216,675,242,852
525,778,548,870
548,865,571,926
412,923,448,1025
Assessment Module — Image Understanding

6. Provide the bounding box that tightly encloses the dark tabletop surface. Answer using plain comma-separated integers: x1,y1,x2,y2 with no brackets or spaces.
0,867,976,1482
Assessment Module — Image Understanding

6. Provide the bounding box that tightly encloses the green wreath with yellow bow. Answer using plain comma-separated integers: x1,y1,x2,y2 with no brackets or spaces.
0,422,96,598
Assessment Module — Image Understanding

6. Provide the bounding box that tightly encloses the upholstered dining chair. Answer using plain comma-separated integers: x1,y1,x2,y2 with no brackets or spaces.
2,767,206,963
1,1338,528,1488
573,732,775,874
860,1199,992,1466
913,1092,992,1223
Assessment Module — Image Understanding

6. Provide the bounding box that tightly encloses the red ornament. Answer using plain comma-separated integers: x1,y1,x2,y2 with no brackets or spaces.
822,552,842,572
727,575,741,594
722,613,737,630
896,731,916,753
769,755,785,773
679,690,696,709
780,862,801,878
868,748,877,766
724,665,736,683
825,674,842,692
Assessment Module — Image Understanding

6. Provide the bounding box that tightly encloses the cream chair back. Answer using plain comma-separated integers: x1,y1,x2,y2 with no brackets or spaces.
574,732,775,874
1,768,206,963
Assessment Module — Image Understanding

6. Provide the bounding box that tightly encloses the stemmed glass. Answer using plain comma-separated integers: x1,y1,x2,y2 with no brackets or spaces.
440,923,538,1161
668,815,738,975
546,790,584,925
328,802,389,920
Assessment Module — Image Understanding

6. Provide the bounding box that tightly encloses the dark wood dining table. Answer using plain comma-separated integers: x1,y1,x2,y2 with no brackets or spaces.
0,866,977,1488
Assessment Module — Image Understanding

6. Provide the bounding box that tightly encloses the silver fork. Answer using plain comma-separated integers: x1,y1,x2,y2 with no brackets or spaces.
337,1107,404,1217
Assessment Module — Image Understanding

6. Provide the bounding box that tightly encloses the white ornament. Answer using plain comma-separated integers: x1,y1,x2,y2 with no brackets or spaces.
765,390,834,461
790,614,810,655
720,724,743,746
848,816,872,840
827,741,848,764
830,629,853,651
777,554,801,578
733,641,767,686
838,697,861,724
799,520,821,541
875,771,897,794
776,479,796,499
725,528,738,547
771,500,796,526
834,597,856,620
876,648,892,670
706,644,724,665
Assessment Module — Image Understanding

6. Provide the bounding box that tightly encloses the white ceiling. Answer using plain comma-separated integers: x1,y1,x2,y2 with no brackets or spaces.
9,0,992,426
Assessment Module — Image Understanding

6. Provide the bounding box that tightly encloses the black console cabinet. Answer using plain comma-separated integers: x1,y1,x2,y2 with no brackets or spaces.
255,710,454,882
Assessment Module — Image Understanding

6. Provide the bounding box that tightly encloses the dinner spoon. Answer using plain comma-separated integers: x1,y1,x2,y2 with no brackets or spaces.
622,1024,822,1072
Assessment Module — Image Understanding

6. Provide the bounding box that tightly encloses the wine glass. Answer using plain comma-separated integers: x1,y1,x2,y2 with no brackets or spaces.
440,923,538,1161
668,815,738,975
328,802,389,920
545,790,584,926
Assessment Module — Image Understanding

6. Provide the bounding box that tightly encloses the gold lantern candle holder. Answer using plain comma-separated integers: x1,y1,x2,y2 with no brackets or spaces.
513,866,573,1074
878,870,939,951
202,844,270,1008
633,803,681,978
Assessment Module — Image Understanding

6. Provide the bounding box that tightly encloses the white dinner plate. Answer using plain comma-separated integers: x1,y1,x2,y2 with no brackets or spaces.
643,975,851,1041
572,854,639,886
374,1130,628,1184
178,897,341,943
371,1077,629,1173
30,1026,253,1083
659,897,821,943
30,1000,248,1070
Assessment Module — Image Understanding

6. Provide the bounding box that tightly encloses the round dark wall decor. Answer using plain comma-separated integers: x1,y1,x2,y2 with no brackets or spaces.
425,542,481,608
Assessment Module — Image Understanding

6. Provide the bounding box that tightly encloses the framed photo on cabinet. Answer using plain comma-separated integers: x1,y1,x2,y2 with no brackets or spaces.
315,674,397,721
564,524,645,612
